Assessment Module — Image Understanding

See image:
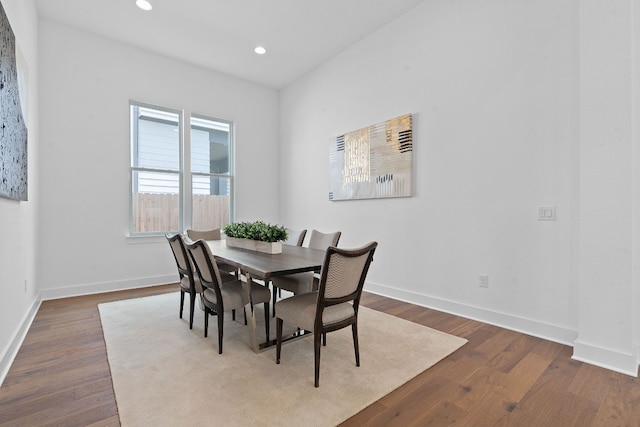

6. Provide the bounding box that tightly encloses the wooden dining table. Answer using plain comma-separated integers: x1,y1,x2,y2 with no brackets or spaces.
205,239,326,352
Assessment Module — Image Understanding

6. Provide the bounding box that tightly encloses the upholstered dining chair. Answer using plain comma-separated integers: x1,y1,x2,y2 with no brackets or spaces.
271,230,341,315
186,228,239,278
186,238,272,354
166,233,202,330
284,228,307,247
275,241,377,387
272,228,308,299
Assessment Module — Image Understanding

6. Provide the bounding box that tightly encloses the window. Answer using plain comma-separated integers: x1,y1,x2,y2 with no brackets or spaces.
190,114,233,231
130,102,233,235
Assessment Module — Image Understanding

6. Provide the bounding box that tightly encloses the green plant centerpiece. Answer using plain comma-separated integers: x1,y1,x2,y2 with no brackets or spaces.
222,221,288,254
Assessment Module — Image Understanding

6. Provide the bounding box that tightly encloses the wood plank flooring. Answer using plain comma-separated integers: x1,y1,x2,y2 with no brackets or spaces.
1,285,639,426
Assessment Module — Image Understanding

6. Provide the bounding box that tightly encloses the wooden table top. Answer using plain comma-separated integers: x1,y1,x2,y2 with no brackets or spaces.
205,239,326,280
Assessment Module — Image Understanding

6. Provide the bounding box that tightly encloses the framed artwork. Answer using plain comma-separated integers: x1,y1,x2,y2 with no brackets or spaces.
0,0,28,201
329,114,413,201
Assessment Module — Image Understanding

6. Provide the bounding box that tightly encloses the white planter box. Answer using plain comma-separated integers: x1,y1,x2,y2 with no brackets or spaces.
225,237,282,254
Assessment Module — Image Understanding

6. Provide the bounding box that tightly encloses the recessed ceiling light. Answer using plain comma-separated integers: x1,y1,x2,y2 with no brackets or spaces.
254,46,267,55
136,0,153,11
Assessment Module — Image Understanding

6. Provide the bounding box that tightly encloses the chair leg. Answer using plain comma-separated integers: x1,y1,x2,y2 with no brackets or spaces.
314,330,322,387
179,290,185,319
352,323,360,367
276,318,283,364
264,302,270,342
244,307,247,325
204,308,209,337
323,332,327,346
217,311,224,354
232,309,236,321
189,292,196,330
272,285,278,317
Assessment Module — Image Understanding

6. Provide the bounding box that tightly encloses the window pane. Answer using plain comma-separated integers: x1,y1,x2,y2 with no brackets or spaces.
132,170,180,233
192,175,230,230
136,170,179,194
133,106,180,170
191,116,230,174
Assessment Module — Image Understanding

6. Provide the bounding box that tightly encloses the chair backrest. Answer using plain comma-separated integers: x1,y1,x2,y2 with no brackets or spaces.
308,229,341,250
186,228,222,241
316,242,377,313
166,233,193,279
284,228,307,246
185,239,225,301
166,233,202,293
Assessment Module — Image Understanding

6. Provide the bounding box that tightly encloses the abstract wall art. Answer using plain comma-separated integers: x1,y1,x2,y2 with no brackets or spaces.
0,0,28,201
329,114,413,201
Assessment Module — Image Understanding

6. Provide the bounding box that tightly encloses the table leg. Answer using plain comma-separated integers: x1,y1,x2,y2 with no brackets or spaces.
241,272,310,353
241,271,260,353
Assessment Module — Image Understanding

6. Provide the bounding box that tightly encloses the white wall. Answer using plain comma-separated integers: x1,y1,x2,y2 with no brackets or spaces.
280,0,637,374
574,0,638,375
37,20,280,298
0,0,39,384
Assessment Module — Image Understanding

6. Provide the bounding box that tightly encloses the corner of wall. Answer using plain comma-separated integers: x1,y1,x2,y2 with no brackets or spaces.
572,340,638,377
0,293,42,387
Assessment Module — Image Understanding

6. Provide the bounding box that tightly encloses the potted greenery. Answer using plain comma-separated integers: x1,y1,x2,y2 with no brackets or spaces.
222,221,288,254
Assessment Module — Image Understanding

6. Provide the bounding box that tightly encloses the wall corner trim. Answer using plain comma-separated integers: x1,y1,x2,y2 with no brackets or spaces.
0,293,42,387
572,340,638,377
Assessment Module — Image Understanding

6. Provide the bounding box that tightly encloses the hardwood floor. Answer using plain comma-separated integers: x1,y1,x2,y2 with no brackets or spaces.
1,285,639,426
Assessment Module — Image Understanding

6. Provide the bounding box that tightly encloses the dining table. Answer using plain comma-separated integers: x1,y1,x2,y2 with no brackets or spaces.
205,239,326,352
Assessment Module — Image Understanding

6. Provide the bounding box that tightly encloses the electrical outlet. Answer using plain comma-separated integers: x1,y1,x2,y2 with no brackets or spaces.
479,274,489,288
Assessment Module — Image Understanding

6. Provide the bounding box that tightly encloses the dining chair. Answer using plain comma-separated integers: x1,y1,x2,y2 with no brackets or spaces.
284,228,307,247
186,239,272,354
272,228,308,299
271,230,341,315
166,233,202,330
186,228,239,278
275,241,377,387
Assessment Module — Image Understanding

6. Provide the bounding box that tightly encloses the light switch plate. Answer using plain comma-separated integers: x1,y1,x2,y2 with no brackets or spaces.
537,206,556,221
479,274,489,288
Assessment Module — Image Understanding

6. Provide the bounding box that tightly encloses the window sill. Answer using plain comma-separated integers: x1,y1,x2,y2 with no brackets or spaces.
126,235,168,244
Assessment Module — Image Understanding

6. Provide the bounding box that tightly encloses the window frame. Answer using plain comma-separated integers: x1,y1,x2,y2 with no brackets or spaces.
129,101,234,237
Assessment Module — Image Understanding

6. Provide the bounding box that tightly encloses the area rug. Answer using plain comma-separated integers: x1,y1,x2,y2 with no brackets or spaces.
99,292,467,427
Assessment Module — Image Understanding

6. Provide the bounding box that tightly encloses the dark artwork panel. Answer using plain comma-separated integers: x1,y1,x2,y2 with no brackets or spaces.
0,1,28,201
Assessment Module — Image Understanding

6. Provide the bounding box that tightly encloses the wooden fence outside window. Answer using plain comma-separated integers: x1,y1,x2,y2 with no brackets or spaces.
133,193,230,233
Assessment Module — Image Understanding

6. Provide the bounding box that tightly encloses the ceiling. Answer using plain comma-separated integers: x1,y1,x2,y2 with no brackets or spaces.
35,0,424,89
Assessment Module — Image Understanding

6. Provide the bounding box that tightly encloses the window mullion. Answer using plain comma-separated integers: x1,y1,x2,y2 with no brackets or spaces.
131,105,139,194
182,109,192,232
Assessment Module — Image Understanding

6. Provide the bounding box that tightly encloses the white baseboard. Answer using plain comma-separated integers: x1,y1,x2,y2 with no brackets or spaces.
364,281,577,346
573,340,638,377
365,281,640,376
0,295,42,387
40,274,177,301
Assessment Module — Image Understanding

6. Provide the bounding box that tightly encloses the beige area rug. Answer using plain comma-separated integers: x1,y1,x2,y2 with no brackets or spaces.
99,292,467,427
